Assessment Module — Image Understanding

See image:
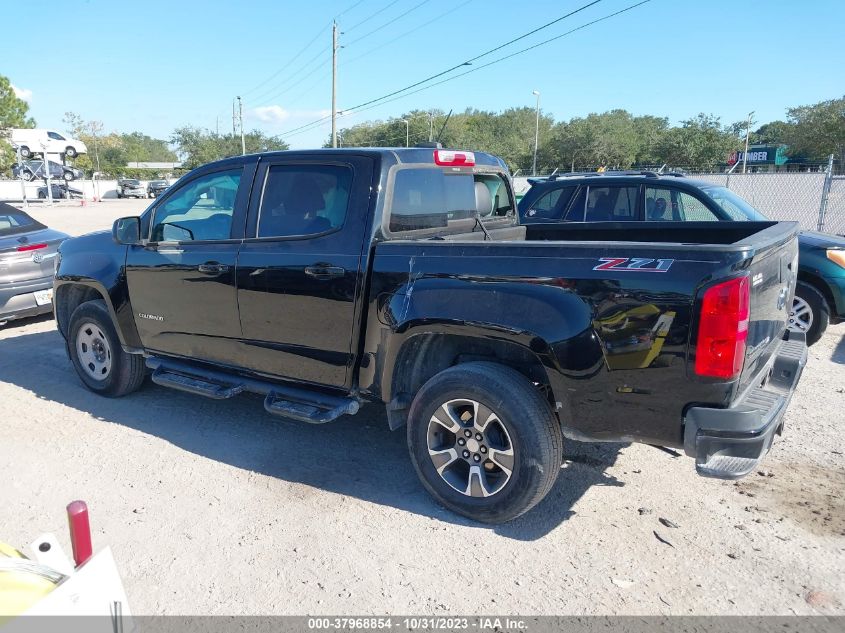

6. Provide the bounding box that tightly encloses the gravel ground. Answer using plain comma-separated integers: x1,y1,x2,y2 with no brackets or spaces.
1,200,843,615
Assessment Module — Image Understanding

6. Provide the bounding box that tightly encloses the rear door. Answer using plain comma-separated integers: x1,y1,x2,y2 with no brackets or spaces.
235,155,375,388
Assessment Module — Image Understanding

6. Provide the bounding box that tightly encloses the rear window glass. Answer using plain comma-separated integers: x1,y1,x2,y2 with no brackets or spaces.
0,206,45,236
388,168,513,234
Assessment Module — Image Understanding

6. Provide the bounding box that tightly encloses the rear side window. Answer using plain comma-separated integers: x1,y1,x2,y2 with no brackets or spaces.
258,164,351,238
388,168,513,234
645,186,720,221
565,185,639,221
523,186,575,222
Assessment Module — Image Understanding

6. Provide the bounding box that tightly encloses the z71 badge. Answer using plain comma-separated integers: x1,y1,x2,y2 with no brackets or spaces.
593,257,674,273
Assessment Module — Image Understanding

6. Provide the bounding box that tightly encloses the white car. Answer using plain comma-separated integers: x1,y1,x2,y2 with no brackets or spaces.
9,129,88,159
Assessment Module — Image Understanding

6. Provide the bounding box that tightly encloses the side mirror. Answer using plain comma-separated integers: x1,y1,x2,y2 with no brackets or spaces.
113,216,141,245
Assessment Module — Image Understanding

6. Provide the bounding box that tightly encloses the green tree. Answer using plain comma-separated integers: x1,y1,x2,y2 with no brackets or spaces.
786,96,845,165
655,113,737,169
172,126,289,169
0,74,36,172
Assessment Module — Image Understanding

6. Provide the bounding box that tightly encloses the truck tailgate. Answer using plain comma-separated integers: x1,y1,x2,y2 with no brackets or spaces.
729,222,800,393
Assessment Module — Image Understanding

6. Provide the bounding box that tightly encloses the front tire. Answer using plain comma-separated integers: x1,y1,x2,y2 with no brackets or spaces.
65,146,78,158
20,146,31,158
790,281,830,346
62,171,74,181
407,362,563,523
68,300,146,397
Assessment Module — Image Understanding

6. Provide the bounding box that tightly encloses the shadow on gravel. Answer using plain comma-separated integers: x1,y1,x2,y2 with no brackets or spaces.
0,329,625,540
832,334,845,365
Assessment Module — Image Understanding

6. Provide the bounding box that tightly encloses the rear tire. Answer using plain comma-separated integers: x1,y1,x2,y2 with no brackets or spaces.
62,171,73,181
20,146,31,158
68,300,146,397
407,362,562,523
65,146,77,158
790,282,829,346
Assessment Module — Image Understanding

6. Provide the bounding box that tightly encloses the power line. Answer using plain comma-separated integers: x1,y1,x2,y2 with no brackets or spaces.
282,0,473,109
279,0,650,139
345,0,402,32
345,0,431,47
343,0,473,66
240,23,330,99
250,44,332,105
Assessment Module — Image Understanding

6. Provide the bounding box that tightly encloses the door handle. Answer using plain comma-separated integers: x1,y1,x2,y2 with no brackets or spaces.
304,264,345,280
198,262,230,274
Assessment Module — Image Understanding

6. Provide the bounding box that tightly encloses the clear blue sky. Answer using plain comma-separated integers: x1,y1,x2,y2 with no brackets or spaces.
5,0,844,149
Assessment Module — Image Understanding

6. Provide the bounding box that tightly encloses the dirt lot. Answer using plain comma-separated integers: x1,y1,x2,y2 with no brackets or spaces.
1,199,844,615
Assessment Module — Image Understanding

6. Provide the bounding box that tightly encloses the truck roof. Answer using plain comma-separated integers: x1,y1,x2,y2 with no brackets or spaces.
197,147,508,171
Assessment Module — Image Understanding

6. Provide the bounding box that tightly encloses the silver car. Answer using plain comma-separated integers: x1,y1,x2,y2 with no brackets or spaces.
0,202,68,326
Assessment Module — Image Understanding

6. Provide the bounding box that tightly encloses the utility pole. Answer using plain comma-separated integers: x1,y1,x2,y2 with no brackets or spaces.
428,111,434,142
400,119,409,147
532,90,541,176
238,96,245,155
232,99,237,136
742,110,755,174
331,21,338,148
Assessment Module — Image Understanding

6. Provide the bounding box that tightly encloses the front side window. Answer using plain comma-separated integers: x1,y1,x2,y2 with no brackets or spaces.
645,186,720,222
151,168,242,241
258,164,352,238
388,168,513,234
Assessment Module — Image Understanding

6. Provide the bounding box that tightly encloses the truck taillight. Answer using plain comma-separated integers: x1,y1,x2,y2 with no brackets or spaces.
695,276,750,380
434,150,475,167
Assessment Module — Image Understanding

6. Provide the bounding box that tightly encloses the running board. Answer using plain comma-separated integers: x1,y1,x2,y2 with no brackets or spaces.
151,367,244,400
145,357,360,424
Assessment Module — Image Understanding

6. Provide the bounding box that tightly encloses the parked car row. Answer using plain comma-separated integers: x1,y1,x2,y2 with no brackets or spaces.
116,178,171,199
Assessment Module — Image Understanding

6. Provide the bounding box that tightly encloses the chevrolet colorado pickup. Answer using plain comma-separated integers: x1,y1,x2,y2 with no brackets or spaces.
54,148,807,523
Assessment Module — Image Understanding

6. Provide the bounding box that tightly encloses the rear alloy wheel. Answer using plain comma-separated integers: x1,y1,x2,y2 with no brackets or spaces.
68,299,146,397
789,281,830,346
407,362,562,523
62,171,74,181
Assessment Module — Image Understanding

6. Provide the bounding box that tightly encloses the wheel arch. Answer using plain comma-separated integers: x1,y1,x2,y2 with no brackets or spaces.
797,270,835,315
381,325,558,430
54,280,141,350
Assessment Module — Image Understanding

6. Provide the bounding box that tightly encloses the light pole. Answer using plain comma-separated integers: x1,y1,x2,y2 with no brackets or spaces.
532,90,541,176
742,110,755,174
398,119,409,147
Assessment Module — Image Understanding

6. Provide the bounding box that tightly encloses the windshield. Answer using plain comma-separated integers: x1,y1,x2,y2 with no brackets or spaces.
702,186,768,221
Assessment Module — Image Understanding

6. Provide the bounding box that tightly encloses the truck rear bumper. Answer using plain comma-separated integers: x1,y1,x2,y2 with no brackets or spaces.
683,331,807,480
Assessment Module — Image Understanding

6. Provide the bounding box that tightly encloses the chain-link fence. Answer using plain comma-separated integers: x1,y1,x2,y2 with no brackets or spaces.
693,172,828,232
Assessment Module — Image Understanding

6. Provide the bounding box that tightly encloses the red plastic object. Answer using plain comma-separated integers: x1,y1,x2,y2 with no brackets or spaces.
67,500,93,567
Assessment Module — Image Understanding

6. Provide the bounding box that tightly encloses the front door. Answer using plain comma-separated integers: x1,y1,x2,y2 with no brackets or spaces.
126,164,251,365
236,156,374,388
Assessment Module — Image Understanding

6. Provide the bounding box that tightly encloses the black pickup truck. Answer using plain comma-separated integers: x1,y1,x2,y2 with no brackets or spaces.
54,148,807,523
